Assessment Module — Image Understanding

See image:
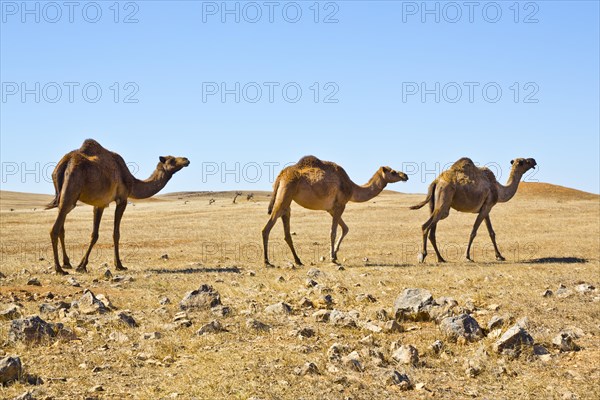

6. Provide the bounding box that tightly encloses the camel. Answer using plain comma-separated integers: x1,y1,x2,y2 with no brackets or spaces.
262,156,408,267
410,157,537,263
46,139,190,275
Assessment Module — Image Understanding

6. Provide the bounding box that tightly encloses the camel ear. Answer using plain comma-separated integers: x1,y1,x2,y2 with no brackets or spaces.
159,156,167,163
510,159,514,165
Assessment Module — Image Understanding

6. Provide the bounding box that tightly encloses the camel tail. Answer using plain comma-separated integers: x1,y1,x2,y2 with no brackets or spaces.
267,176,281,215
45,156,69,210
410,181,436,210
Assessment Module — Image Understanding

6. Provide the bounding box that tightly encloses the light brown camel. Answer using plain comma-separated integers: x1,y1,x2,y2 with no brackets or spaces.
46,139,190,275
410,157,536,263
262,156,408,267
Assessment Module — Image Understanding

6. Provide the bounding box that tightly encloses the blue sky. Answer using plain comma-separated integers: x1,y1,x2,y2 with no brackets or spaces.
1,0,599,195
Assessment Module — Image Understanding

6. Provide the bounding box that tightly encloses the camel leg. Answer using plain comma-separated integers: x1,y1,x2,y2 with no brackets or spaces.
333,217,349,259
59,226,72,269
428,223,445,263
465,212,487,262
113,201,128,271
262,216,278,267
485,216,505,261
282,207,302,266
76,206,104,273
329,207,344,263
50,209,70,275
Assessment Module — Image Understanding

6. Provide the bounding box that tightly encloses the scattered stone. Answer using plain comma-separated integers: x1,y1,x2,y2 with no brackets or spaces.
67,277,80,287
161,254,169,260
298,297,314,308
312,310,331,323
159,297,171,306
26,278,41,286
0,305,21,321
142,332,162,340
493,324,534,355
393,288,434,321
109,332,129,343
383,320,403,333
197,320,228,335
265,302,292,315
430,340,444,355
89,385,104,392
487,315,505,330
8,316,70,343
356,293,377,303
78,290,108,315
13,391,34,400
276,276,285,283
392,345,419,365
552,332,580,352
211,305,231,317
556,284,572,298
305,279,318,288
533,345,552,362
116,311,138,328
575,283,595,294
386,370,412,390
180,284,221,310
542,289,553,297
39,303,58,314
0,355,22,385
327,343,348,361
439,314,484,342
306,268,322,278
103,270,113,280
246,319,271,332
342,351,364,372
0,272,5,279
291,327,315,338
362,321,382,333
295,362,320,376
112,275,134,283
329,309,357,328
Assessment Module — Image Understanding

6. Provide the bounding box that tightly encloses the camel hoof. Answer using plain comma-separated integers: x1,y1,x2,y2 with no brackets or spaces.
115,265,128,271
465,257,474,263
63,263,73,269
264,262,276,268
295,261,304,267
418,253,426,263
55,268,69,276
437,258,446,263
76,266,88,273
496,256,506,262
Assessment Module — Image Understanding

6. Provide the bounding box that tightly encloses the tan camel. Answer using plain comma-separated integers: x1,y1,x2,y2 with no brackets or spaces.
46,139,190,275
262,156,408,267
410,157,537,263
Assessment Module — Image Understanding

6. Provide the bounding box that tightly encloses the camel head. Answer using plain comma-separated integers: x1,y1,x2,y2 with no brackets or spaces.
380,166,409,183
510,158,537,174
159,156,190,175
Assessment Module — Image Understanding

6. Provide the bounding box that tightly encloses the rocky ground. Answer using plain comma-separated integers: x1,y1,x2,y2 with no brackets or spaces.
1,185,599,399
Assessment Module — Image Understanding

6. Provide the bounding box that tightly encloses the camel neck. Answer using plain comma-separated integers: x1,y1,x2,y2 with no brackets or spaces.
497,167,524,203
130,168,172,199
350,170,387,202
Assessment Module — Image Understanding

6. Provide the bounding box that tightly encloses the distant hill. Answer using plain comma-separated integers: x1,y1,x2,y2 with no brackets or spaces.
516,182,598,201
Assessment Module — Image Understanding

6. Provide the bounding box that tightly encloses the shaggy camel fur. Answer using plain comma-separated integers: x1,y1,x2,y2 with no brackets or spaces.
46,139,190,275
411,157,537,263
262,156,408,267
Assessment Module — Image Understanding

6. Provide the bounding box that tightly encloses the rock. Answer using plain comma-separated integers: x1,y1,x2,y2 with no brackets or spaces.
575,283,595,293
430,340,444,355
13,391,34,400
298,297,314,308
393,288,434,321
78,290,108,315
26,278,41,286
180,285,221,310
109,332,129,343
552,332,580,352
327,343,348,361
0,356,22,385
306,268,322,278
0,271,5,279
112,274,134,283
0,305,21,321
487,315,505,330
197,320,227,335
290,327,315,338
142,332,162,340
542,289,553,297
264,302,292,315
392,345,419,365
305,279,318,288
89,385,104,392
39,303,58,314
312,310,331,323
159,297,171,306
556,284,572,298
493,324,534,355
67,277,80,287
533,345,551,362
296,362,320,376
383,320,403,333
211,305,231,317
161,253,169,260
386,370,412,390
116,311,138,328
329,310,357,328
362,321,383,333
439,314,484,342
341,351,364,372
103,269,113,280
9,316,61,343
356,293,377,303
246,319,271,332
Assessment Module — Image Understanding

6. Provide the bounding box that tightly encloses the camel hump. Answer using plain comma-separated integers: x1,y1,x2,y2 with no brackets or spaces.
79,139,107,156
296,155,325,168
452,157,476,169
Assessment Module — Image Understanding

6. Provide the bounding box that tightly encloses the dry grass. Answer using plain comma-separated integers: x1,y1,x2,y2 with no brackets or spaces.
1,183,599,399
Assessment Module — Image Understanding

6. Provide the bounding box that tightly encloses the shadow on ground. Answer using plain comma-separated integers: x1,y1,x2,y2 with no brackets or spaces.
149,267,241,274
525,257,588,264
